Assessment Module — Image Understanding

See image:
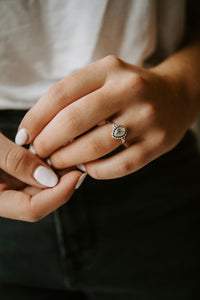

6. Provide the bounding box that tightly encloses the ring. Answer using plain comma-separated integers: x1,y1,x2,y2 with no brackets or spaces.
111,122,127,144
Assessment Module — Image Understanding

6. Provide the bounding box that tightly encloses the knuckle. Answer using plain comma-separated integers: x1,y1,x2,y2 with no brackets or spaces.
17,202,43,223
88,166,103,180
27,215,42,223
26,209,43,223
103,55,122,69
33,138,47,158
50,152,66,169
125,73,145,92
66,105,82,133
87,138,102,156
30,215,43,223
136,150,149,167
118,160,134,175
133,73,145,88
155,129,168,148
142,102,156,121
50,154,62,169
4,147,26,174
46,80,65,100
18,214,40,223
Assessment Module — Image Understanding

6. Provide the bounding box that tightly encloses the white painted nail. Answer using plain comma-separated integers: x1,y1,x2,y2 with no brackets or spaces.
46,158,52,166
33,166,58,187
29,145,37,155
98,120,106,126
76,164,86,172
75,173,87,190
15,128,28,145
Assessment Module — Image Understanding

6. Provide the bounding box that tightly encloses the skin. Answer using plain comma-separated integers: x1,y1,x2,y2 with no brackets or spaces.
0,132,82,221
18,43,200,180
1,37,200,222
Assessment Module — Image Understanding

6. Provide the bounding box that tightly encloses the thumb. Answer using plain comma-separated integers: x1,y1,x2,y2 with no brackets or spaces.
0,132,58,188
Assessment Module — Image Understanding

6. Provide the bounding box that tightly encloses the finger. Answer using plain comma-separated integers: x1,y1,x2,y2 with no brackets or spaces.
15,58,108,145
0,132,58,188
33,93,150,159
0,170,83,221
49,122,125,169
55,167,77,178
0,169,26,190
49,107,148,169
23,186,41,196
32,85,122,158
85,140,156,179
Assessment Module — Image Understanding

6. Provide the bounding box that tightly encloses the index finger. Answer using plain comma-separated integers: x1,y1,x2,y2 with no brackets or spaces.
0,132,58,188
15,58,108,146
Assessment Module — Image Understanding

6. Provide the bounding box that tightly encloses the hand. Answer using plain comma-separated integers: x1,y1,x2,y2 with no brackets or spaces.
0,132,82,221
16,55,194,179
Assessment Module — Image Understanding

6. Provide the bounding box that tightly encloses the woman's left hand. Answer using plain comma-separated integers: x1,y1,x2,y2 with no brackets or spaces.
16,55,194,179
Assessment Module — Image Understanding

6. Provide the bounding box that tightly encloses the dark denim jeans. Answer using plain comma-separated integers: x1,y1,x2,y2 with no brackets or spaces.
0,110,200,300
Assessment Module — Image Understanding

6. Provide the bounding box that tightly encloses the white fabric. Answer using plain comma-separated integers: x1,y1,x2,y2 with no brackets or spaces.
0,0,186,109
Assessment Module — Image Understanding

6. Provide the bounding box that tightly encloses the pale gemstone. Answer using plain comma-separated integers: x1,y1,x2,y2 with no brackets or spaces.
15,128,28,145
114,126,126,137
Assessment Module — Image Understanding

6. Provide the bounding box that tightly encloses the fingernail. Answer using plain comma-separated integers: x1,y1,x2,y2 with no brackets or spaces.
76,164,86,172
29,145,37,155
15,128,28,145
98,120,106,126
75,173,87,190
46,158,52,166
63,139,74,146
33,165,58,187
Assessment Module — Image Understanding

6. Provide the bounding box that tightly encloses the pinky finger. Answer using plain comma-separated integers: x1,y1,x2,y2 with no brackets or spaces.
85,141,155,180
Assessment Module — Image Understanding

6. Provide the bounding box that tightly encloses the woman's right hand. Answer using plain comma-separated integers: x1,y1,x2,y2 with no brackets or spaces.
0,132,83,222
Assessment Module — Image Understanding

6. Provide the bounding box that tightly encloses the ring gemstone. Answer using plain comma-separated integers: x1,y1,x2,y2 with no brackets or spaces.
112,123,127,143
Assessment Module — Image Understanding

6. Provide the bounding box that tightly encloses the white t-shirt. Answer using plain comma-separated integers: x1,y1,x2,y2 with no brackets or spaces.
0,0,186,109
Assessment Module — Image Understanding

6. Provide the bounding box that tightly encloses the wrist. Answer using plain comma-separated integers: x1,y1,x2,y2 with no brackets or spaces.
150,65,199,127
151,43,200,123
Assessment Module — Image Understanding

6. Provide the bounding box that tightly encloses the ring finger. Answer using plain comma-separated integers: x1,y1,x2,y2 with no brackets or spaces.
49,118,141,169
